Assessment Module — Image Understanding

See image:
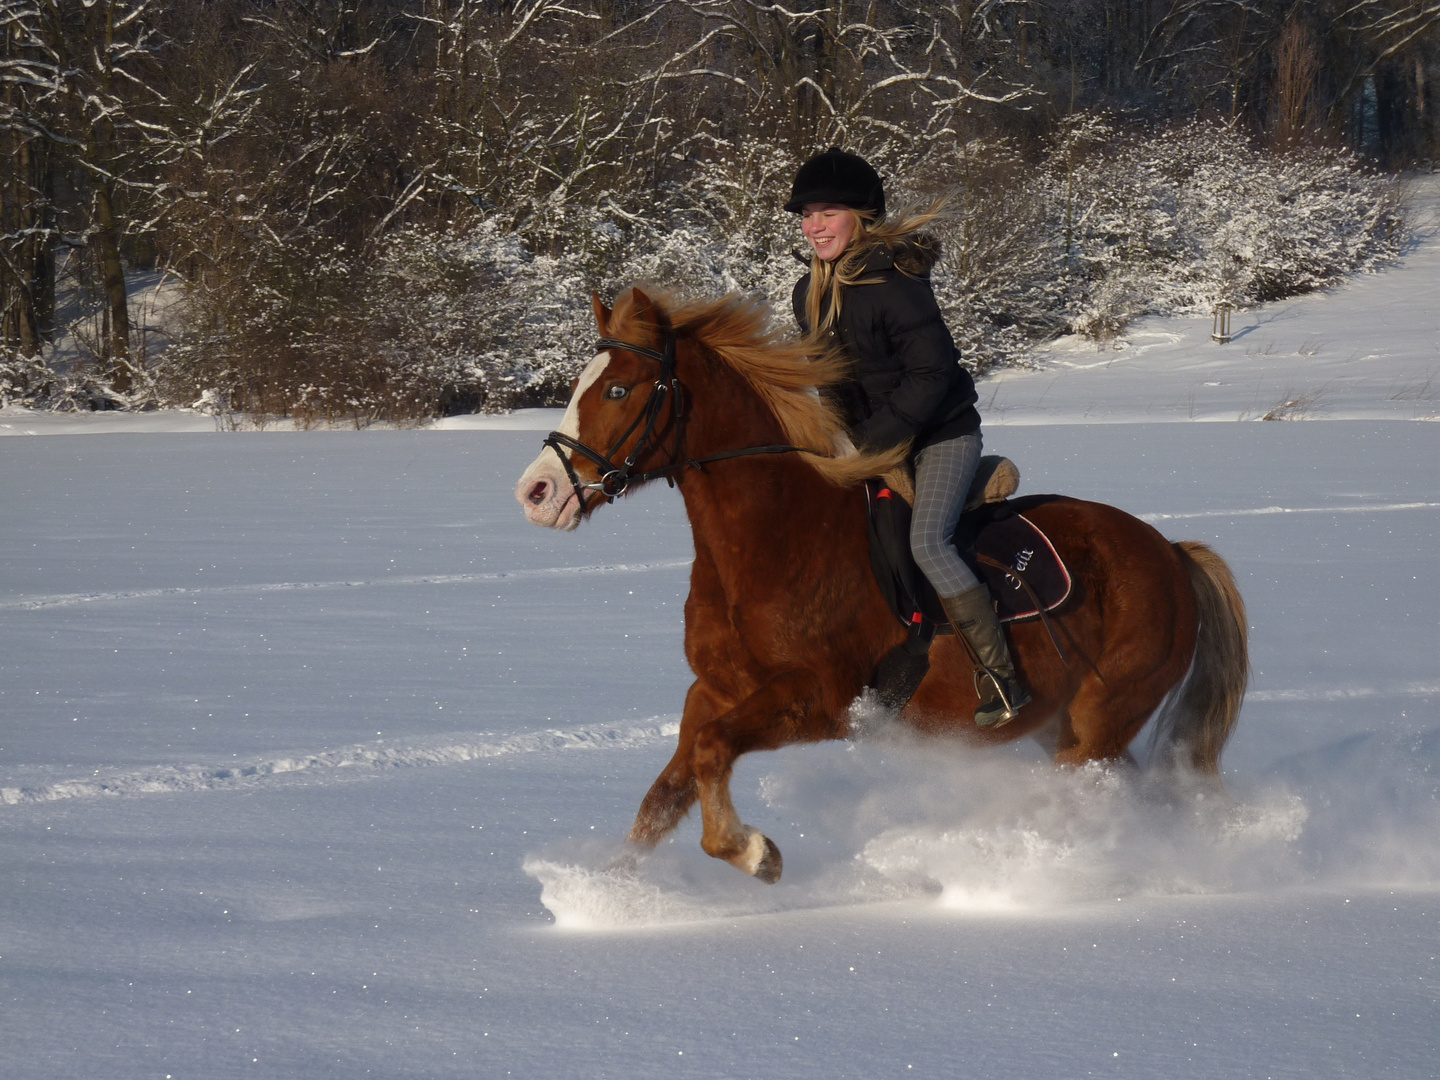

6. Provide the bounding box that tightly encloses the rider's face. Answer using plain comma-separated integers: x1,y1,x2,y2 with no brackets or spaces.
801,204,859,262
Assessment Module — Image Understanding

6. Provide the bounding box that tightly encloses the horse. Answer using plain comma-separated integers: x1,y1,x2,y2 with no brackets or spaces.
515,287,1249,884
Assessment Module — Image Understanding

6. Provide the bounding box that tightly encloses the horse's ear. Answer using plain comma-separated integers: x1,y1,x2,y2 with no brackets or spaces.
628,287,658,328
591,292,612,336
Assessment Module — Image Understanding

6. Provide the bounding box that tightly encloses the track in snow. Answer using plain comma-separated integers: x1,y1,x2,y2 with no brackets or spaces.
4,501,1433,612
0,559,693,611
6,679,1431,808
1137,501,1440,522
0,718,680,806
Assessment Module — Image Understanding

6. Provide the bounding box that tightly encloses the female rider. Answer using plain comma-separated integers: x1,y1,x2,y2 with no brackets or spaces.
786,147,1029,727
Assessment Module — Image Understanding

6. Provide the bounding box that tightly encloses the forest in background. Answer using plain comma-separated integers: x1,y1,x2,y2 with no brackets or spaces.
1,0,1434,422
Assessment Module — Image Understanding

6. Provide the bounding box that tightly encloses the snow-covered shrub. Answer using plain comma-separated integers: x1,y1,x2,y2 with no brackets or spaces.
914,138,1069,370
1044,120,1406,338
0,348,142,412
162,227,513,425
657,140,819,306
0,351,51,407
1069,272,1147,342
355,204,803,415
160,230,372,422
363,220,594,413
154,120,1404,420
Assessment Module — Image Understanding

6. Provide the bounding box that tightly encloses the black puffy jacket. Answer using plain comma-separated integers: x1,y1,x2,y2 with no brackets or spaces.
792,236,979,453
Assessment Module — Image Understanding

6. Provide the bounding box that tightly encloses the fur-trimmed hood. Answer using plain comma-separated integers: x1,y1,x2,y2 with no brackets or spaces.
790,232,943,275
862,232,942,277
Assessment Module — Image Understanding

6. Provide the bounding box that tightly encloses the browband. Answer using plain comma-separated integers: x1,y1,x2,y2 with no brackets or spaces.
596,337,671,365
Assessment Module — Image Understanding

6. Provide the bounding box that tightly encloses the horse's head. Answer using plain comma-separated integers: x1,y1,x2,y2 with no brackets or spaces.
516,288,682,530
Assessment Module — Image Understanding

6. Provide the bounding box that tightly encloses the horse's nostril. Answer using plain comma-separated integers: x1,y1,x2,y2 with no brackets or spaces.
527,481,549,505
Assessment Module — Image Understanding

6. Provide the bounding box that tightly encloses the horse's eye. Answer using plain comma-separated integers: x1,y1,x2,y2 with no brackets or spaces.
605,384,629,400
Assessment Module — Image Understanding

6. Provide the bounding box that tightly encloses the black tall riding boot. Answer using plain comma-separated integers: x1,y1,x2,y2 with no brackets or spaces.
941,587,1031,728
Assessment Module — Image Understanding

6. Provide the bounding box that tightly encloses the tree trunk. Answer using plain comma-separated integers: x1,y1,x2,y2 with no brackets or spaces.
1,30,44,358
92,181,132,392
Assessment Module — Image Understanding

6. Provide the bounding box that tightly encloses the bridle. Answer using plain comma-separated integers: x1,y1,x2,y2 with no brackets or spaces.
543,335,683,512
542,332,803,517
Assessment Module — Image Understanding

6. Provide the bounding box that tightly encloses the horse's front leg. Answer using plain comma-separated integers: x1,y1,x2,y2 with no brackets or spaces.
626,680,728,849
692,667,832,883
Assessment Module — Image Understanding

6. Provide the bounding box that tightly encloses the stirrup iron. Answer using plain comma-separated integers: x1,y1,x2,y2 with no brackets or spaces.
974,667,1030,729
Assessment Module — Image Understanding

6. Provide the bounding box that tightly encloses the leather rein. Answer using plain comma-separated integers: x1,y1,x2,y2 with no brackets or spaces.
542,333,804,516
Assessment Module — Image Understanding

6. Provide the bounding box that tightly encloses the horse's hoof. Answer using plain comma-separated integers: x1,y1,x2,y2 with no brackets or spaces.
604,842,646,875
754,837,783,884
738,829,783,884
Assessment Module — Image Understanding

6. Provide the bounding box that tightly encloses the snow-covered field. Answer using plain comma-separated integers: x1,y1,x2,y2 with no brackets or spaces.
2,186,1437,1078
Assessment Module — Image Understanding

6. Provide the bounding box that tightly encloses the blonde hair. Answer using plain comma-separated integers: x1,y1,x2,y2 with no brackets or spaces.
608,288,913,493
803,199,948,338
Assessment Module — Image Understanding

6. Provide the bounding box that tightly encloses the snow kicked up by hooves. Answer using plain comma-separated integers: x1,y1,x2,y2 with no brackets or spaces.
525,737,1310,930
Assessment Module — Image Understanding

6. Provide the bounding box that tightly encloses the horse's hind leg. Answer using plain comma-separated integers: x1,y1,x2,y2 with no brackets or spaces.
690,668,831,883
626,681,726,848
1053,689,1157,767
1053,643,1188,767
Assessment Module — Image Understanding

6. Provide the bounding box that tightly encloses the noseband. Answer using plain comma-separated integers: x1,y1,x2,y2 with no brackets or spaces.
542,332,804,516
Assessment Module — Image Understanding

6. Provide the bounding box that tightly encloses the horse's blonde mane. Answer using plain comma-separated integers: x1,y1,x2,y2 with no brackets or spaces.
611,289,910,493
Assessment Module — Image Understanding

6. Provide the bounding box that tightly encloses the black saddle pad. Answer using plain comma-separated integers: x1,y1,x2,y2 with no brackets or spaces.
865,484,1073,631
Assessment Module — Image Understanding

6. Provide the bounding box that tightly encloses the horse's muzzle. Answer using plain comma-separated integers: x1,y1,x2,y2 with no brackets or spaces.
515,459,582,530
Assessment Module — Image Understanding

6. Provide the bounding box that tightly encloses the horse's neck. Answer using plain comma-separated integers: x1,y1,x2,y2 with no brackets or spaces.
674,370,860,589
678,455,833,543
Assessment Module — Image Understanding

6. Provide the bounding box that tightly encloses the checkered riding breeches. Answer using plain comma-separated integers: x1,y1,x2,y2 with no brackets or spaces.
910,432,984,598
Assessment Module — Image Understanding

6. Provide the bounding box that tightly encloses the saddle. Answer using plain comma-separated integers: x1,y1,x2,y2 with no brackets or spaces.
862,456,1073,712
863,456,1073,636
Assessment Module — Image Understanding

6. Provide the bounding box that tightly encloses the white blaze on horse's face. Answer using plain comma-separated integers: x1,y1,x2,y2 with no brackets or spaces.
515,351,611,530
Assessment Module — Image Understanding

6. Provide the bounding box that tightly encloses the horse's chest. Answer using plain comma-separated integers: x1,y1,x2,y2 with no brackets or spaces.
682,559,871,694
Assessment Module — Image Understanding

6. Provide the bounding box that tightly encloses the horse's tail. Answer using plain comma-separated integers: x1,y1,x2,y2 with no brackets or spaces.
1150,541,1250,775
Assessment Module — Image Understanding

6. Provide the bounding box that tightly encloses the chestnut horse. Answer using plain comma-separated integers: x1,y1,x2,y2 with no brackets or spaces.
516,288,1248,883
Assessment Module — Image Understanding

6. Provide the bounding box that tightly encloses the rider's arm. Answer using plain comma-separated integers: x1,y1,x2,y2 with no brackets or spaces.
851,273,958,451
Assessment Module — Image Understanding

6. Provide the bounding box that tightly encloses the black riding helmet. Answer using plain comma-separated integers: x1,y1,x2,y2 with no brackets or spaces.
784,147,886,217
